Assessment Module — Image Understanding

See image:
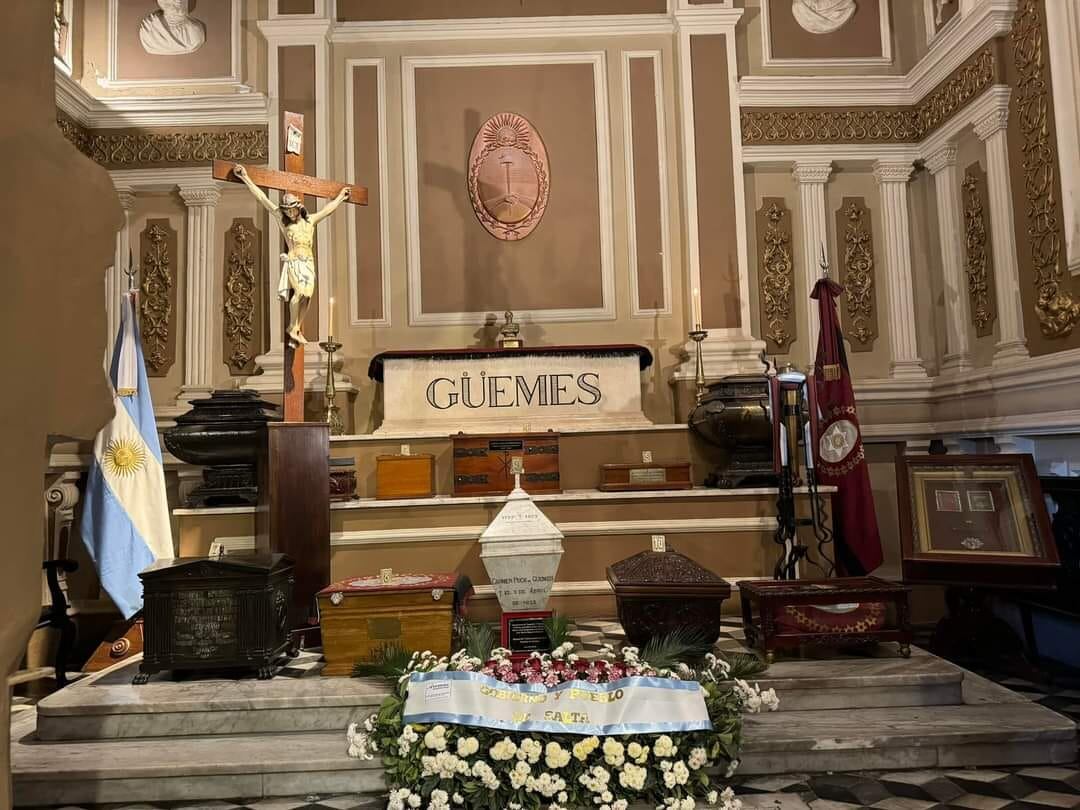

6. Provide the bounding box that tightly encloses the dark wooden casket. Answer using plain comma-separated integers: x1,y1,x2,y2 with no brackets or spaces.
137,554,294,683
598,462,692,492
607,546,731,648
452,433,560,495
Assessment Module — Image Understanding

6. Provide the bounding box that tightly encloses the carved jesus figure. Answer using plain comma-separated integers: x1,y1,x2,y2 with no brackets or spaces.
233,164,350,345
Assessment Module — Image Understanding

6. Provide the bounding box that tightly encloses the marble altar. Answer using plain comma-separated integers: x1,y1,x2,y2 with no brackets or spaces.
367,345,654,435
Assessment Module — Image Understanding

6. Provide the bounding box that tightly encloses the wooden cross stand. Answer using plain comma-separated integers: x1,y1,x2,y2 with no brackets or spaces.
215,113,368,640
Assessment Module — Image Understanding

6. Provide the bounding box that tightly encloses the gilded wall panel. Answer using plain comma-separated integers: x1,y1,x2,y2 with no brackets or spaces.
756,198,795,354
835,197,878,352
139,218,178,377
222,217,262,376
962,164,997,338
1007,0,1080,345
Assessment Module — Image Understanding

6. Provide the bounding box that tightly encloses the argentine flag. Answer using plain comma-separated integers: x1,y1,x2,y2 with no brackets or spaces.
80,291,174,618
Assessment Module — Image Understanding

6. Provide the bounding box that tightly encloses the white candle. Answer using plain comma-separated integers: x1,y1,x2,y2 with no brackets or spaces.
692,287,701,327
328,296,335,336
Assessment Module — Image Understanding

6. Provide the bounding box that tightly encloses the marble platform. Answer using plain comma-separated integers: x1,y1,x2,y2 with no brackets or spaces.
11,636,1077,806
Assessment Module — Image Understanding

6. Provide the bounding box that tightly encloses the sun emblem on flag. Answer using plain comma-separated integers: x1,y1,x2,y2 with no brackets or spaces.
103,437,146,477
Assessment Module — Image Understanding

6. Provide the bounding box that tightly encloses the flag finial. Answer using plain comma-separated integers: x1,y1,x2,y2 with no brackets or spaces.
819,243,830,278
123,249,138,293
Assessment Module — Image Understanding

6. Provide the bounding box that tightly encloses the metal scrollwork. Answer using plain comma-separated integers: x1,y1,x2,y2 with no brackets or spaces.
224,220,258,372
1011,0,1080,338
141,223,173,373
840,201,877,348
759,201,794,350
962,171,995,336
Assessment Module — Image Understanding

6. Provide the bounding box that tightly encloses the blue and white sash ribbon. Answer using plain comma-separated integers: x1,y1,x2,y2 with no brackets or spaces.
402,671,712,736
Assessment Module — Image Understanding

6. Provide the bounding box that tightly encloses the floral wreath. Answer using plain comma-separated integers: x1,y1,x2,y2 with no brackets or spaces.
346,635,778,810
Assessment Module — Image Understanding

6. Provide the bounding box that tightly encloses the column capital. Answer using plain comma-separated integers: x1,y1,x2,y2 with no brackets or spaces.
792,161,833,185
924,143,959,176
178,185,222,207
973,106,1009,141
873,160,915,184
114,187,137,210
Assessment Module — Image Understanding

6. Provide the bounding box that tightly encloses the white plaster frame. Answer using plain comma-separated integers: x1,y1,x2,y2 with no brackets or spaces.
400,51,617,326
330,15,674,43
675,14,755,339
622,50,673,319
54,0,74,76
104,0,243,89
759,0,892,69
345,58,392,328
923,0,962,46
269,0,329,19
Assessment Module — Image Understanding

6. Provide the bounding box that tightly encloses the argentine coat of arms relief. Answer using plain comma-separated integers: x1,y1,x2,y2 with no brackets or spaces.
467,112,550,241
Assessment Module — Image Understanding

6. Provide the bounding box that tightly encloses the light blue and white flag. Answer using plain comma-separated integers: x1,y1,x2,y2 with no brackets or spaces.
80,291,174,618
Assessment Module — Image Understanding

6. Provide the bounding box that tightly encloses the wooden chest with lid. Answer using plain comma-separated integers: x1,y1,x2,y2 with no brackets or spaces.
317,573,472,675
376,454,436,499
452,432,560,496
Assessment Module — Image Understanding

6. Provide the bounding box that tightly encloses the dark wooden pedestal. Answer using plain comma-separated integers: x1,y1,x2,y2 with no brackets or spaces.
257,422,330,631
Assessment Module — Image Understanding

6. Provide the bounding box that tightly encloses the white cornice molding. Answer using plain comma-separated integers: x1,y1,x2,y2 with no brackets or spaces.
672,6,743,31
330,14,674,42
108,167,216,192
55,66,268,128
743,143,920,168
257,16,331,44
738,0,1016,107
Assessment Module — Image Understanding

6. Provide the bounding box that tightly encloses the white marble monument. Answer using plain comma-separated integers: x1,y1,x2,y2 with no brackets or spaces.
478,471,564,613
139,0,206,55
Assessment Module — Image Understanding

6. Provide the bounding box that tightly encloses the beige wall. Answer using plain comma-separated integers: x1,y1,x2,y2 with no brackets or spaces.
328,36,689,427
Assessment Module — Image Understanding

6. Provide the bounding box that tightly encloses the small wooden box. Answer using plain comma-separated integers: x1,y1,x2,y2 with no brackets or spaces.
452,433,561,496
376,454,436,499
317,573,470,676
599,462,692,492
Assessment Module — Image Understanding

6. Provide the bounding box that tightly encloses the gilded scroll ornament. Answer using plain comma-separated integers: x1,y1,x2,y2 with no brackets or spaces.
140,222,174,374
740,45,996,145
839,200,877,349
56,114,267,169
1011,0,1080,338
758,200,795,351
467,112,550,241
224,219,260,373
962,170,995,337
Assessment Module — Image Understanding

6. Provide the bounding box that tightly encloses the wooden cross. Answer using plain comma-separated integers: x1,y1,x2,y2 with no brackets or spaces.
213,112,368,422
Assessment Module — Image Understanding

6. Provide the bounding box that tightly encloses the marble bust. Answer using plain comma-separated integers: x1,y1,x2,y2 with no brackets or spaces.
139,0,206,56
791,0,857,34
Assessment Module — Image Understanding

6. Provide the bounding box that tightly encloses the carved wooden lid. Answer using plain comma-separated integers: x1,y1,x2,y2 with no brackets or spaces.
606,547,730,597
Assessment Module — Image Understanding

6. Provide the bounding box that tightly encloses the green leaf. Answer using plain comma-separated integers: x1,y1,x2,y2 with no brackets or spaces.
544,613,571,648
640,628,713,669
352,642,413,680
463,621,496,661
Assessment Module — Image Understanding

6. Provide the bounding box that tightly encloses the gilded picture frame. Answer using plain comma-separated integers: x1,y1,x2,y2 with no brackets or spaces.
897,454,1059,589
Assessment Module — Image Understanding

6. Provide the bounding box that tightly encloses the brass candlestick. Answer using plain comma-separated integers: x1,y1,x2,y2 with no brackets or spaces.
318,337,344,435
689,325,708,403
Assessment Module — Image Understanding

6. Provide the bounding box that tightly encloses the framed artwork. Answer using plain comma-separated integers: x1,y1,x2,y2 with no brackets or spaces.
897,454,1059,589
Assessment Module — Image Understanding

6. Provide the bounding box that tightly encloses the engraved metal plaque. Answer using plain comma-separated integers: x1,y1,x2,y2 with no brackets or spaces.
629,467,668,485
368,617,403,640
467,112,550,241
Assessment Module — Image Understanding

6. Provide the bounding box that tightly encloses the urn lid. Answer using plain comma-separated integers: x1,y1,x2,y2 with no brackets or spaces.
139,552,292,580
318,572,472,598
174,389,281,425
479,477,564,547
606,546,730,597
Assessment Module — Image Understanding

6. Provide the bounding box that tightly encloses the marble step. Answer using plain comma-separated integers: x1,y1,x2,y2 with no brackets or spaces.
35,659,389,741
752,650,965,711
738,700,1077,775
11,709,384,807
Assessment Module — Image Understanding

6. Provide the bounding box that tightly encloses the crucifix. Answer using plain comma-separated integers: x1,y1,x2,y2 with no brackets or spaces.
213,112,367,422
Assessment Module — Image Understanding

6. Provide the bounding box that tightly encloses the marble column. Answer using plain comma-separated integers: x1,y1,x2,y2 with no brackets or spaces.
105,188,136,348
926,144,973,374
178,184,221,403
873,160,928,379
974,106,1029,366
792,160,833,357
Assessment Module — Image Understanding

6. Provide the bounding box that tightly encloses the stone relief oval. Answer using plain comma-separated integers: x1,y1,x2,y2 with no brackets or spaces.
791,0,857,35
467,112,550,241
